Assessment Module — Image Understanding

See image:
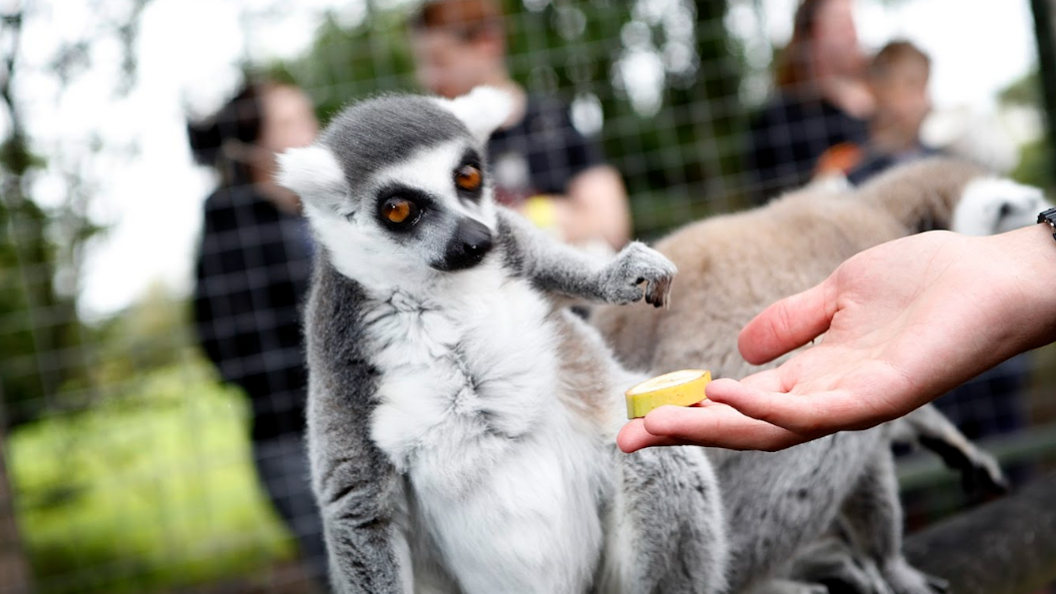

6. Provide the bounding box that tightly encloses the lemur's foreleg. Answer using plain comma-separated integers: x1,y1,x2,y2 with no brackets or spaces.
496,208,676,307
598,446,729,594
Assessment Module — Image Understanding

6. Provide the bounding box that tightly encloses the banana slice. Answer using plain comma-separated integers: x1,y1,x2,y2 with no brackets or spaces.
625,369,712,419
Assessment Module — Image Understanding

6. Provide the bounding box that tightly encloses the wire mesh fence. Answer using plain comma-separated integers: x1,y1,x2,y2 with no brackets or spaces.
1,0,1055,593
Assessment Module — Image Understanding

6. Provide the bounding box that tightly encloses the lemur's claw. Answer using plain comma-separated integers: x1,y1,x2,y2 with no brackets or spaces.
603,242,677,307
644,274,673,308
925,574,950,593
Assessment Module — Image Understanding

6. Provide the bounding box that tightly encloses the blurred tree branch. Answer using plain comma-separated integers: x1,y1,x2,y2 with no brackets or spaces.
0,7,35,585
0,0,152,427
0,411,33,593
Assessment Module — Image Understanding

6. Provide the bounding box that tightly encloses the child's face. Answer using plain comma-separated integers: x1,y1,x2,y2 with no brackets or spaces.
871,60,931,136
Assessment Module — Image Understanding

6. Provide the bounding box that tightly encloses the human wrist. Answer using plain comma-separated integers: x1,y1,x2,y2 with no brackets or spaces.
986,224,1056,345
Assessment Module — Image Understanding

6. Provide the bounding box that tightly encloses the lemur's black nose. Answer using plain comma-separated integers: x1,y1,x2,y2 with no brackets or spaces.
439,218,493,271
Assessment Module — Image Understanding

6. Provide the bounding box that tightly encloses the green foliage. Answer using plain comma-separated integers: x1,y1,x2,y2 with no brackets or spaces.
8,360,294,594
999,69,1056,192
1011,137,1055,191
0,163,83,427
268,8,417,123
87,283,198,388
1000,69,1042,108
0,1,149,428
0,189,50,423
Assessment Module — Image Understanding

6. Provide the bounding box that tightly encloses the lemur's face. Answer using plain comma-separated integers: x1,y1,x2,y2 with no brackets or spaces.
322,135,498,275
277,87,512,285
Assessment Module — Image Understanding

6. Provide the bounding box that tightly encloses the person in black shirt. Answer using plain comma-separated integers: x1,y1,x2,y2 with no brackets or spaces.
187,80,327,584
747,0,872,203
408,0,631,251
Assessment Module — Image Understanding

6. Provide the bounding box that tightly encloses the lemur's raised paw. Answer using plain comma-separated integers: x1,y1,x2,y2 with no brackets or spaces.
600,242,677,308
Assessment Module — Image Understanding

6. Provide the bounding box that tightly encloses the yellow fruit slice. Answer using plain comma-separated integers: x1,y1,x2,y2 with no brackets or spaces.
625,369,712,419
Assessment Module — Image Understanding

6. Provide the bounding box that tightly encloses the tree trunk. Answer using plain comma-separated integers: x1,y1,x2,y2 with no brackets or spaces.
1031,0,1056,165
0,417,32,594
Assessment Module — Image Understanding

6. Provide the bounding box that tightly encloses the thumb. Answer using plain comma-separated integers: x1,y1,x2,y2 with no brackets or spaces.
738,277,837,364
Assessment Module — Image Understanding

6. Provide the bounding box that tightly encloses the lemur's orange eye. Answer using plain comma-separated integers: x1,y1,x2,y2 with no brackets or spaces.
382,198,417,224
455,165,482,191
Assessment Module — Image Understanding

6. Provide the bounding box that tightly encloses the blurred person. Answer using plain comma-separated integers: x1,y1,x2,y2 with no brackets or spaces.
847,41,934,183
747,0,873,203
408,0,631,250
187,80,327,584
815,41,938,184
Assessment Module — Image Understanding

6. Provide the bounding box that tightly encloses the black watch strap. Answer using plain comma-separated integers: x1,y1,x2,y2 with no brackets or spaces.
1039,208,1056,242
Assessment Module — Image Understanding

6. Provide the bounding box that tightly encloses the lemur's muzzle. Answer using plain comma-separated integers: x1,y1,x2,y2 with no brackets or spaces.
436,218,493,271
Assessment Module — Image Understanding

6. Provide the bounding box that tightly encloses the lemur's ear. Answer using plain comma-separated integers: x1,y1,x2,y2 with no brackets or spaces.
276,146,348,211
435,86,513,144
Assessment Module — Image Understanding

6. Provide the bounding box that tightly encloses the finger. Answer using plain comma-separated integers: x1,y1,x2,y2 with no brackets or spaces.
640,404,806,451
738,278,838,365
705,378,874,436
617,419,698,453
719,370,784,393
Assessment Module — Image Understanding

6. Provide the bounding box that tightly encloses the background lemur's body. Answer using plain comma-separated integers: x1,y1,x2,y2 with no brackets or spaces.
283,90,728,594
592,159,1046,592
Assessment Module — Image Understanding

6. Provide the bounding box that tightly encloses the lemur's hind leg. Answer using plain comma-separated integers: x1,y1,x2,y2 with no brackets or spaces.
839,452,946,594
785,528,893,594
890,404,1008,496
597,446,728,594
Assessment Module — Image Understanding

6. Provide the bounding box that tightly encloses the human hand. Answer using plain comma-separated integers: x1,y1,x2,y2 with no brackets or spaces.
618,226,1056,452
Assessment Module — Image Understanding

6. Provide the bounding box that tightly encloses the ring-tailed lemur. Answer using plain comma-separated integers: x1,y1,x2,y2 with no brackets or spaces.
278,88,729,594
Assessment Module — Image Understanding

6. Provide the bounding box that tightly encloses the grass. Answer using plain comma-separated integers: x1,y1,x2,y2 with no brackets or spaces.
7,364,296,594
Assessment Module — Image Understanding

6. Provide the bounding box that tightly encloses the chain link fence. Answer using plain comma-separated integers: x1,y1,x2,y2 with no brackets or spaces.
2,1,1055,592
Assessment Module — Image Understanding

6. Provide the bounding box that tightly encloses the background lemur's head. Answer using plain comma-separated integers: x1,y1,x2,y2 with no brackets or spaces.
277,87,512,286
854,158,1052,236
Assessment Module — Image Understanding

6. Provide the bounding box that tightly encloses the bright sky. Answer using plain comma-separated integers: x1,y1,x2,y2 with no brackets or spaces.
9,0,1041,318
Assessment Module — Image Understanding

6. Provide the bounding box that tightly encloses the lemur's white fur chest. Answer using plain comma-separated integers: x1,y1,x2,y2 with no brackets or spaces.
362,259,609,592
